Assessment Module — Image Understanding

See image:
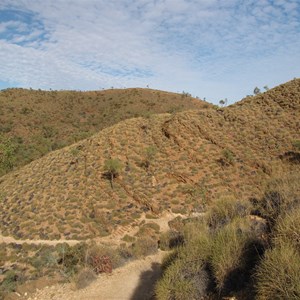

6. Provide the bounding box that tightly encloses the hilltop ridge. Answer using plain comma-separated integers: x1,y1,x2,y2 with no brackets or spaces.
0,87,209,176
0,79,299,241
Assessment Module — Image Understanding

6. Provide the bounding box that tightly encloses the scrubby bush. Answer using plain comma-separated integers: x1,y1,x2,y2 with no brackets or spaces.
86,244,124,273
132,237,158,258
156,221,213,299
0,270,18,293
206,197,251,229
57,243,88,275
159,230,183,251
168,216,184,232
210,219,252,291
141,146,157,170
121,234,136,243
156,258,209,300
255,243,300,299
220,148,235,165
292,140,300,151
0,134,17,175
156,201,262,299
274,210,300,251
253,172,300,231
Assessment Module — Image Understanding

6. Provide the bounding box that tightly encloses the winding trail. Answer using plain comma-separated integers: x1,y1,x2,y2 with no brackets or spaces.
2,211,203,300
27,251,165,300
0,235,80,246
0,211,189,247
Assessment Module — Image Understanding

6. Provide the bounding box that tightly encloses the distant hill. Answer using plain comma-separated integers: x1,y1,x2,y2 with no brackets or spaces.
0,79,299,240
0,87,210,176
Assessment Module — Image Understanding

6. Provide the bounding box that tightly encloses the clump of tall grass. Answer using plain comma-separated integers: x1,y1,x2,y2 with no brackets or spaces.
255,242,300,299
156,221,212,300
206,197,251,229
210,218,253,291
156,198,265,299
274,210,300,251
253,171,300,231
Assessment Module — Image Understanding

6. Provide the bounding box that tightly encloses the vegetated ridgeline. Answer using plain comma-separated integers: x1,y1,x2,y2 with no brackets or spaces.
0,79,299,242
0,87,209,176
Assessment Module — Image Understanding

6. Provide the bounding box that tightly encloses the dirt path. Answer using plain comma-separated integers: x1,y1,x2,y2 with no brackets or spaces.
0,211,188,247
26,251,165,300
0,235,80,246
3,211,201,299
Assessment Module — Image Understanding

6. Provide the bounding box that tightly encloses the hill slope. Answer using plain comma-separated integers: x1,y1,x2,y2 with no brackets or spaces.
0,88,209,176
0,79,299,240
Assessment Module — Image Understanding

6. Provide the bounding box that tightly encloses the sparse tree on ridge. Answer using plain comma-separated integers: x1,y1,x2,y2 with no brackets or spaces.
103,158,122,189
254,87,261,95
219,99,225,107
219,98,227,107
143,146,157,171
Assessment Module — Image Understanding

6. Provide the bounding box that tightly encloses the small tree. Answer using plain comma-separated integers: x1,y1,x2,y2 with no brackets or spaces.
103,158,122,189
0,135,17,175
219,98,227,107
253,87,261,95
142,146,157,171
220,149,234,166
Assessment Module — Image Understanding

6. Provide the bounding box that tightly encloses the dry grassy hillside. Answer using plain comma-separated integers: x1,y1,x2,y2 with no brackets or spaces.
0,87,209,176
0,79,299,241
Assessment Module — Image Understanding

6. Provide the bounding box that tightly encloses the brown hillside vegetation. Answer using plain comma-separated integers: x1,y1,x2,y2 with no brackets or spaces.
0,87,209,176
0,79,299,241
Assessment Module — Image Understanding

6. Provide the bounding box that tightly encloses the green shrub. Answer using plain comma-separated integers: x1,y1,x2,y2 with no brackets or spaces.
0,134,17,175
181,221,211,261
156,221,212,299
254,172,300,230
132,237,158,258
159,230,183,251
156,255,209,300
210,220,251,291
103,158,122,188
145,213,159,219
117,243,134,260
57,243,88,275
0,270,18,293
160,250,179,271
141,146,157,170
206,197,251,229
141,222,160,233
121,234,136,243
292,140,300,151
220,148,235,165
274,210,300,251
168,216,184,232
255,243,300,299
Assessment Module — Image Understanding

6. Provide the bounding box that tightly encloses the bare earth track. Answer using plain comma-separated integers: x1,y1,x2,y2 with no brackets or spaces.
0,211,185,246
27,251,165,300
2,212,184,300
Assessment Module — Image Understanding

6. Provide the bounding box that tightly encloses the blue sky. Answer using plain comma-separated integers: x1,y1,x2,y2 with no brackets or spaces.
0,0,299,104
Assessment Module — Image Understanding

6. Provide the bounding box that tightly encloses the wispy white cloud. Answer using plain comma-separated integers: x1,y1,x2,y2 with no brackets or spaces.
0,0,299,103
